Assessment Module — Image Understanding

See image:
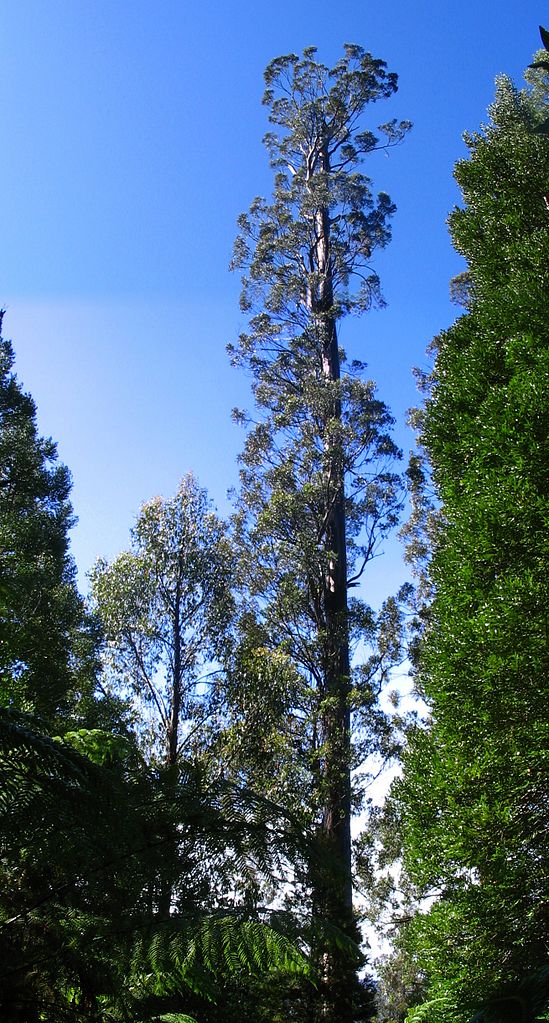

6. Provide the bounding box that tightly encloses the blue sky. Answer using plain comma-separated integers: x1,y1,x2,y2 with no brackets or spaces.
0,0,544,598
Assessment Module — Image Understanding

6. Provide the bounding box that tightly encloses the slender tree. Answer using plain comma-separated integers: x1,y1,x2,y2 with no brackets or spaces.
229,45,409,1022
90,474,234,769
91,475,235,918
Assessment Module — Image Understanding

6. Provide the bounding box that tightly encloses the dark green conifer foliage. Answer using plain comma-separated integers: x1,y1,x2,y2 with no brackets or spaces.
229,45,409,1023
381,53,549,1022
0,317,98,727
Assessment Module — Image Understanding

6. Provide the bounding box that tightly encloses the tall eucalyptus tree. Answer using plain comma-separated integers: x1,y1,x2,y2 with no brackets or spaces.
229,45,409,1022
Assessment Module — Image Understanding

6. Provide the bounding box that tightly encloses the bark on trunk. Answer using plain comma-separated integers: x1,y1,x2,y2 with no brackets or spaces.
308,140,356,1023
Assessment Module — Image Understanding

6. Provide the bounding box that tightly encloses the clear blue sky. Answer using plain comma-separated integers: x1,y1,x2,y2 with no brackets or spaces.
0,0,544,597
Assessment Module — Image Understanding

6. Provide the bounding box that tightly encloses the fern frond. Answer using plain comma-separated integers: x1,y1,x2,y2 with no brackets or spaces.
406,996,462,1023
128,914,310,1004
0,710,315,1021
0,708,114,826
470,965,549,1023
157,1016,198,1023
153,1015,198,1023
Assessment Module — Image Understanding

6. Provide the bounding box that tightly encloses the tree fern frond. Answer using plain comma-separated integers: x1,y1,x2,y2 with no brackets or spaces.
470,965,549,1023
156,1015,199,1023
406,996,462,1023
128,914,310,1006
0,708,113,822
1,708,314,1020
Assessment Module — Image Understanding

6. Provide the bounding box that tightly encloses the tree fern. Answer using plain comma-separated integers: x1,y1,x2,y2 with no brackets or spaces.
1,710,314,1021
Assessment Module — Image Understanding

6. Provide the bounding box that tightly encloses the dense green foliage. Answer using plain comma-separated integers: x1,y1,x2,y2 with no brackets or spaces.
378,55,549,1023
0,708,312,1022
0,320,99,727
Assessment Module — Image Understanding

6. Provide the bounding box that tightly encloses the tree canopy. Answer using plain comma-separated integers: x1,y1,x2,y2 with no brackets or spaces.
2,27,547,1023
90,474,234,767
375,48,549,1023
0,339,314,1023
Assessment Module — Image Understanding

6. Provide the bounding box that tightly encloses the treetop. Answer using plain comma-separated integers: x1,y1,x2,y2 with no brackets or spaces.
261,43,409,165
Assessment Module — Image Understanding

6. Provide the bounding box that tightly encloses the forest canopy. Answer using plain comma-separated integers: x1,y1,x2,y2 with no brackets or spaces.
1,25,547,1023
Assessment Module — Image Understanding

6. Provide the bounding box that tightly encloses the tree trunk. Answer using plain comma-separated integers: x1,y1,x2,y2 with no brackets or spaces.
158,570,183,919
310,141,356,1023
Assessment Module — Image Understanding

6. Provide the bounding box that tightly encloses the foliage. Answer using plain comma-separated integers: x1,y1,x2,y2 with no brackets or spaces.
378,49,549,1023
0,337,316,1022
228,40,409,815
227,43,409,1022
468,965,549,1023
405,997,461,1023
0,318,100,729
0,707,313,1022
90,474,234,766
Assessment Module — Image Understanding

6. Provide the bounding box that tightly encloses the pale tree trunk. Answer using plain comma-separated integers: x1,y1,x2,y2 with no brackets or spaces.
158,569,183,919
